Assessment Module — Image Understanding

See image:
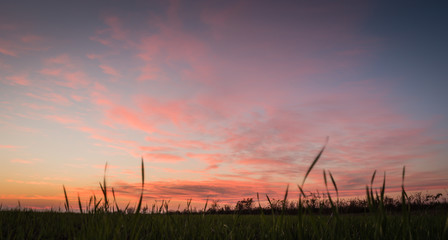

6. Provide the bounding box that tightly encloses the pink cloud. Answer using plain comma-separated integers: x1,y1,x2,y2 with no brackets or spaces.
89,35,112,46
86,53,102,59
0,29,48,58
84,72,446,196
71,95,84,102
200,1,248,40
77,126,115,143
0,23,16,31
45,115,80,125
26,92,71,105
99,64,120,77
45,54,72,66
75,126,140,157
143,153,185,163
144,137,215,151
90,15,132,47
103,16,129,41
92,81,108,92
10,159,33,164
0,47,17,57
90,91,112,107
136,27,212,83
92,164,120,170
6,179,54,185
93,135,115,143
58,71,89,89
21,103,55,110
40,68,62,76
0,59,11,69
76,126,133,154
138,97,187,125
4,75,30,86
106,105,157,133
136,64,160,81
237,158,295,167
186,153,224,169
0,145,22,149
112,178,286,204
139,146,174,152
0,194,61,200
20,35,43,43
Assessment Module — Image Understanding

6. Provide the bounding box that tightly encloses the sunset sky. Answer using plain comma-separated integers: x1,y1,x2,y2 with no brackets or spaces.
1,1,447,210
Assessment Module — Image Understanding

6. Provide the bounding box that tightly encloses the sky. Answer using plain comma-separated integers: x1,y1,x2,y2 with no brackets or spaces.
1,0,447,210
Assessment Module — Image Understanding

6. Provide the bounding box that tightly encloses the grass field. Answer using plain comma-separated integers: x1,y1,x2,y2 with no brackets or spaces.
1,210,447,239
1,143,447,239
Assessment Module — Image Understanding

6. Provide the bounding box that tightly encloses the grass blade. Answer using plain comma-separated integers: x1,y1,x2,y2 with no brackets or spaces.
366,185,371,208
102,162,108,212
78,193,83,214
124,202,130,213
323,169,328,188
381,172,386,201
301,137,328,187
135,157,145,214
112,187,120,212
266,194,273,210
63,185,70,212
297,185,306,198
370,170,376,206
95,198,102,212
186,199,192,213
141,157,145,188
203,198,209,214
282,184,289,213
256,192,264,214
371,170,377,186
329,171,338,199
401,166,406,187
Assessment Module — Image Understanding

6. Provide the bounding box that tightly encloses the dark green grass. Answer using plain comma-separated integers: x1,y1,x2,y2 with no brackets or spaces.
0,210,446,239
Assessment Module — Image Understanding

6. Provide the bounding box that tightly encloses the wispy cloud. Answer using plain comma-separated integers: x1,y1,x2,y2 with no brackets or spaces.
10,159,33,164
143,153,185,163
44,115,81,125
25,92,72,106
0,145,22,149
99,64,120,77
4,75,30,86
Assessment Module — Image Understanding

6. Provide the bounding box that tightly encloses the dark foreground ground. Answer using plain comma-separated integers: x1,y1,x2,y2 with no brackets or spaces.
1,210,447,239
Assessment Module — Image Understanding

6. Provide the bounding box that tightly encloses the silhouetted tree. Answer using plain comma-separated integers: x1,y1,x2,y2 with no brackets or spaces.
235,198,253,212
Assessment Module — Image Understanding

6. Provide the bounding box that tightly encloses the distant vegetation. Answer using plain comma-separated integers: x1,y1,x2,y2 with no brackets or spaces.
1,142,447,239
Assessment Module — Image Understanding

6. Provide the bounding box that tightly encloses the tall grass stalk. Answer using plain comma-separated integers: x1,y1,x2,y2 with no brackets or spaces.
300,137,328,189
77,193,83,214
401,166,412,239
295,137,328,239
328,171,339,209
112,188,120,212
63,185,69,212
135,158,145,214
365,170,388,239
99,162,109,212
